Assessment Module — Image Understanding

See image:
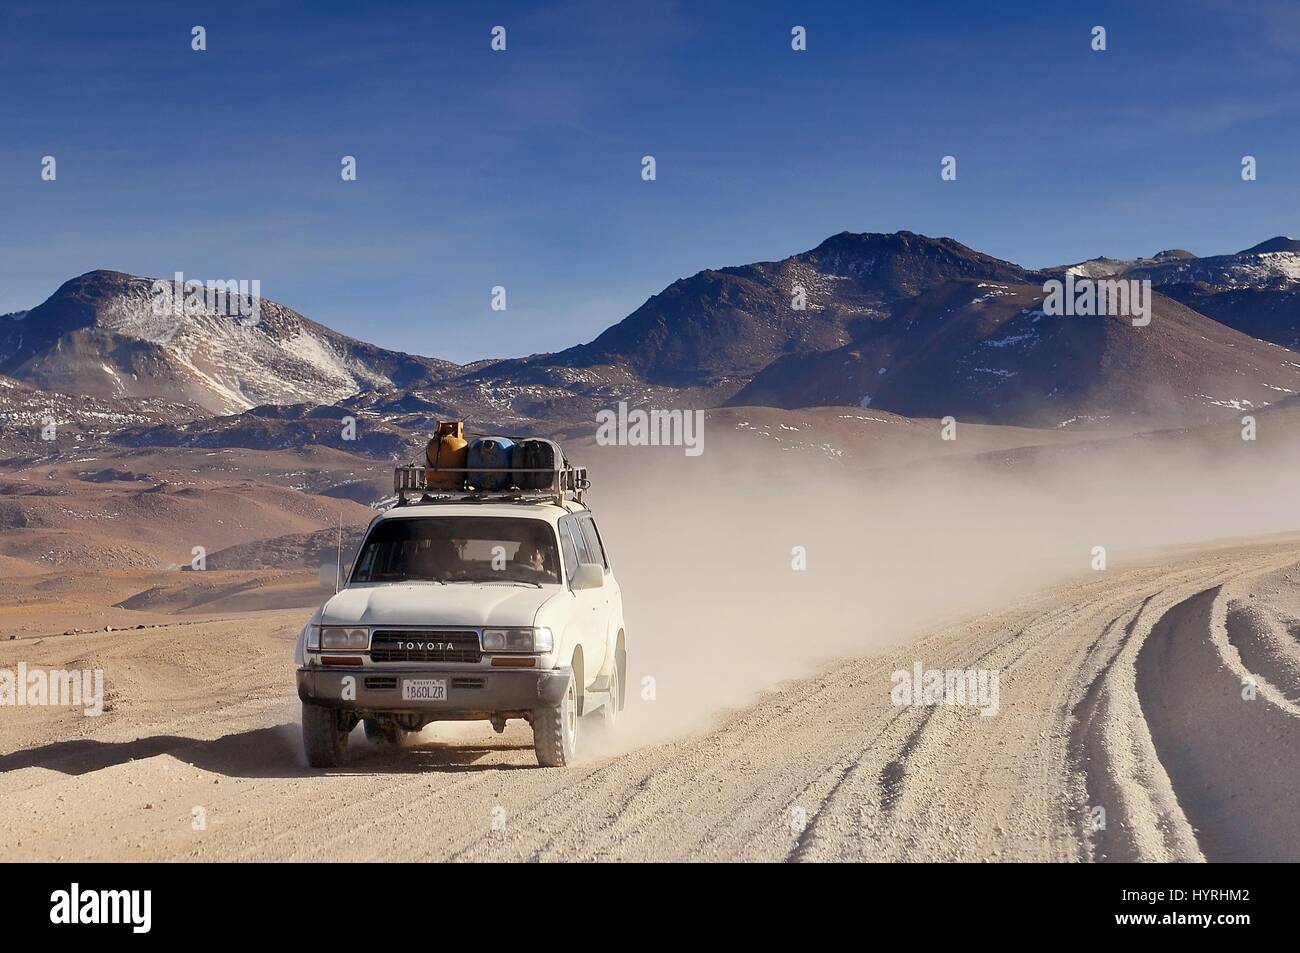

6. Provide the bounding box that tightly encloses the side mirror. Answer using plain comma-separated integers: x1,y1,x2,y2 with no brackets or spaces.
571,562,604,591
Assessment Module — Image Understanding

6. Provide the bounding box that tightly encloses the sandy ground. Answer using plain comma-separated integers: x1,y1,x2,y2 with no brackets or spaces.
2,536,1297,862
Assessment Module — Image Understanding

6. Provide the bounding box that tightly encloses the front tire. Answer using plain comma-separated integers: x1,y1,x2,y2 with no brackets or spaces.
533,670,578,767
303,702,349,768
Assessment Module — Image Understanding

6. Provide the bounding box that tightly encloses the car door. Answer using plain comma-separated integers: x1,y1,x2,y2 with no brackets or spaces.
578,515,617,666
559,518,605,684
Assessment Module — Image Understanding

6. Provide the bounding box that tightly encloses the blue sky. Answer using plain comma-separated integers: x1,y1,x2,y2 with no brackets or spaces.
1,0,1297,362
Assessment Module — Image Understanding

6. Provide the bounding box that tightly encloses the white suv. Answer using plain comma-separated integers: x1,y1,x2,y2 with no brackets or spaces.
295,497,626,767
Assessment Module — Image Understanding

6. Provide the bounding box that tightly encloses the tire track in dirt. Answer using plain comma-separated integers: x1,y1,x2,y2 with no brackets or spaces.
1136,582,1300,861
4,539,1300,861
1068,600,1151,862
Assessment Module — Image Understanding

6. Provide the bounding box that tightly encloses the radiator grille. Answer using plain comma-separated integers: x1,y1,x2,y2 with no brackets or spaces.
370,630,481,664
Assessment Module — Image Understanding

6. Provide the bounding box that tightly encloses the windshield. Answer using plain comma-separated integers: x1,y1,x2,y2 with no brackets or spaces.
350,516,561,585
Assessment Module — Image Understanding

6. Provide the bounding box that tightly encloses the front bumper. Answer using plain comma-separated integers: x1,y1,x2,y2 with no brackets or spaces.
297,665,571,717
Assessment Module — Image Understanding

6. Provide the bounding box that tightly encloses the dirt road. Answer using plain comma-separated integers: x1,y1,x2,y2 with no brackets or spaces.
2,537,1298,862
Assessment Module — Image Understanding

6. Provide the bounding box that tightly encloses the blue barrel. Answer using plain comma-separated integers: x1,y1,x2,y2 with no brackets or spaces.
467,436,515,490
511,438,565,490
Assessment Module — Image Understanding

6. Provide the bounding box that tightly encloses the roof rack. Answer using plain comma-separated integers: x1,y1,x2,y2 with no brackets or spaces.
393,464,589,508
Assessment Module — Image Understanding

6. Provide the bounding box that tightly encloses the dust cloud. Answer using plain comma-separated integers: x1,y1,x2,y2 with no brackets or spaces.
581,418,1300,750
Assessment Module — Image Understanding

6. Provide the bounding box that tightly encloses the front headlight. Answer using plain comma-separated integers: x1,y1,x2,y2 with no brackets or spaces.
532,626,554,653
482,627,553,654
320,626,369,650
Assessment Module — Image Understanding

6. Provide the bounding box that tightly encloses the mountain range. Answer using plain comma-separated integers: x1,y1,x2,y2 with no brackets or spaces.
3,230,1300,455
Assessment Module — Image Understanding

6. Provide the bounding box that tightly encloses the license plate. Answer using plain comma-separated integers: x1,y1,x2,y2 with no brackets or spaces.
401,679,447,701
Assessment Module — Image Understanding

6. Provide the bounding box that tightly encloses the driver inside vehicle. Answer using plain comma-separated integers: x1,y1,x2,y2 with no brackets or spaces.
514,540,553,577
413,538,459,579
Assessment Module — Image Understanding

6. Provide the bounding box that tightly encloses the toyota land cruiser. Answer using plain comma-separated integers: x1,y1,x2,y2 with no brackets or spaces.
294,458,626,768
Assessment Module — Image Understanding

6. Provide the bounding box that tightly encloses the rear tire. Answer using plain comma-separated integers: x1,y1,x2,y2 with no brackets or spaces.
303,702,349,768
601,654,620,731
616,646,627,713
533,670,578,767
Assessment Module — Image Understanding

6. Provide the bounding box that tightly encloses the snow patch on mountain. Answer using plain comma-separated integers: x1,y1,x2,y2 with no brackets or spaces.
0,271,453,415
1132,251,1300,289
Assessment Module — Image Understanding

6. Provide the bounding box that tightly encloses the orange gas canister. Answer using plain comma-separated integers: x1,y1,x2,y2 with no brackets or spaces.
424,421,469,489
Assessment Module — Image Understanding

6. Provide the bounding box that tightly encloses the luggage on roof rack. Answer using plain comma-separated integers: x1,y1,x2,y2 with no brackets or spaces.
512,437,566,490
424,421,469,489
395,422,588,506
467,436,515,491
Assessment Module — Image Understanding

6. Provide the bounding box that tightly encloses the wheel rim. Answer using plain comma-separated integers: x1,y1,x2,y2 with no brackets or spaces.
607,660,620,723
564,677,577,746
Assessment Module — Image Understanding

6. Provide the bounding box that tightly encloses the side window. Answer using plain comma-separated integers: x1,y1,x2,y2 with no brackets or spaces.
353,545,375,579
579,517,608,571
558,522,580,583
567,519,593,565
